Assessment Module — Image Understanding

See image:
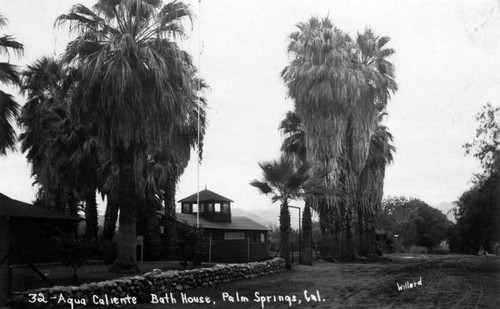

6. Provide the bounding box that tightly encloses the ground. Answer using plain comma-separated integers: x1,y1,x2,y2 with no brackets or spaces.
125,254,500,309
8,254,500,308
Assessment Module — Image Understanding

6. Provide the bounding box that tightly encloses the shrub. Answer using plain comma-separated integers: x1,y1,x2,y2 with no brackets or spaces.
51,234,98,282
408,246,428,254
375,232,395,255
176,223,208,267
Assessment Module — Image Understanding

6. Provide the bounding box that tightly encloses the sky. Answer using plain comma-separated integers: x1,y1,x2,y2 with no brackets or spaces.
1,0,499,226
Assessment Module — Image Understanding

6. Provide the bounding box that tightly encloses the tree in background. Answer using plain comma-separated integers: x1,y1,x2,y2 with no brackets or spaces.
281,17,397,258
449,103,500,254
0,13,23,156
378,196,451,250
56,0,196,273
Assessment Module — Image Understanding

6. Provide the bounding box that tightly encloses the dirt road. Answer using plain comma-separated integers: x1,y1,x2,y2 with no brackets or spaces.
122,254,500,309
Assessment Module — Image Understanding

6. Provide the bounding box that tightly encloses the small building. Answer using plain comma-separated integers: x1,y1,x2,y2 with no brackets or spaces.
0,193,81,262
0,193,81,306
177,189,268,263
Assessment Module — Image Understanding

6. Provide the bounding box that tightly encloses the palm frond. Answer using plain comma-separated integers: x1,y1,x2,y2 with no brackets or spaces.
0,91,20,155
0,62,21,85
250,180,273,195
0,35,24,57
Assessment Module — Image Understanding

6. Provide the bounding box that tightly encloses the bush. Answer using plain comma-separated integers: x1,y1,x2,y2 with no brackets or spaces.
408,246,428,254
51,234,98,282
375,232,395,255
176,223,208,267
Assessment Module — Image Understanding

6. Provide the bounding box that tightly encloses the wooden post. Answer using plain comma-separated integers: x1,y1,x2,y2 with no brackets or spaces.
209,237,212,263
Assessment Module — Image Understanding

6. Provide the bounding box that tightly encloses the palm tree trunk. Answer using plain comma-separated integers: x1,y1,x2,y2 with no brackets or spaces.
85,190,98,240
110,146,139,274
64,188,79,234
102,194,118,241
367,215,376,255
164,174,177,258
64,188,78,217
328,191,345,258
344,197,358,258
302,199,313,265
54,187,66,213
143,195,163,260
280,203,291,268
357,208,366,256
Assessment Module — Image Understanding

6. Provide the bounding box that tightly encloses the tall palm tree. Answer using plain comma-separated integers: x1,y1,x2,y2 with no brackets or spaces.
19,56,77,215
251,155,329,268
157,77,207,256
281,17,397,257
0,14,23,156
279,111,314,265
20,56,104,240
357,115,395,255
56,0,196,273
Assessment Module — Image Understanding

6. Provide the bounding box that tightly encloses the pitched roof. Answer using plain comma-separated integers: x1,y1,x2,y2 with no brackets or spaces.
176,213,267,231
0,193,81,221
178,189,234,203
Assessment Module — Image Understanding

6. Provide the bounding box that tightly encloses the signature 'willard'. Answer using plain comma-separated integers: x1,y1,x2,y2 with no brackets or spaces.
396,277,423,291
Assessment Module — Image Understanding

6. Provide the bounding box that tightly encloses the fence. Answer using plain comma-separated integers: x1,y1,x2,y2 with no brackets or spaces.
203,238,268,263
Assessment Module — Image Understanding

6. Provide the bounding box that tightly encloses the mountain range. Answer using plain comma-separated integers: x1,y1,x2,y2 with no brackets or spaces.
234,201,457,229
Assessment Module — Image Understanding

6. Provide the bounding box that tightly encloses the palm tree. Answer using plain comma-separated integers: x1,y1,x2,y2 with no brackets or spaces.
281,17,397,257
157,77,207,257
251,155,328,268
20,56,105,240
279,111,306,161
56,0,196,273
0,14,23,156
279,111,314,265
357,115,395,255
19,56,78,215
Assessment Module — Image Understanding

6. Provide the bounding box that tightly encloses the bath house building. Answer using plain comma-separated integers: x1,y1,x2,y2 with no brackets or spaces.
176,189,269,263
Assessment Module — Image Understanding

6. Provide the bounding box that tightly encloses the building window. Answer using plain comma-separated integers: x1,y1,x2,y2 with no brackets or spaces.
221,202,230,213
224,232,245,240
199,203,205,213
260,233,266,243
208,203,214,213
182,203,190,213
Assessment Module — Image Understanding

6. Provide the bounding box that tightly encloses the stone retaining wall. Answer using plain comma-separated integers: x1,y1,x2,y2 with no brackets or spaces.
7,258,286,308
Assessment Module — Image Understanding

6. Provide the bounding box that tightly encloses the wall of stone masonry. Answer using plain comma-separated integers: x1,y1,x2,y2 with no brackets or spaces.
7,258,286,308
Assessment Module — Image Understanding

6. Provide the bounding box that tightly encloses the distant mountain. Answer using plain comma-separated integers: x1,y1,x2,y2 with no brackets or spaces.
232,207,309,230
231,207,276,228
433,202,456,223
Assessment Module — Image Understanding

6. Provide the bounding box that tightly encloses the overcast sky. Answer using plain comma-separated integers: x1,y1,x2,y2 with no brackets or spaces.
1,0,499,223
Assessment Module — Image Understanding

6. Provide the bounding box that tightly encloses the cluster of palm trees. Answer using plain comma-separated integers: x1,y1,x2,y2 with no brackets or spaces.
1,0,206,273
252,17,397,265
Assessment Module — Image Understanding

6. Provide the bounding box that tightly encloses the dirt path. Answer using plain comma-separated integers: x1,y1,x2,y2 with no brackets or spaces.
116,254,500,309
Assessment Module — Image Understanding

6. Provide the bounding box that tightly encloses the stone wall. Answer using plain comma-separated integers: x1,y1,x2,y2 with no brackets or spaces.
7,258,286,308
